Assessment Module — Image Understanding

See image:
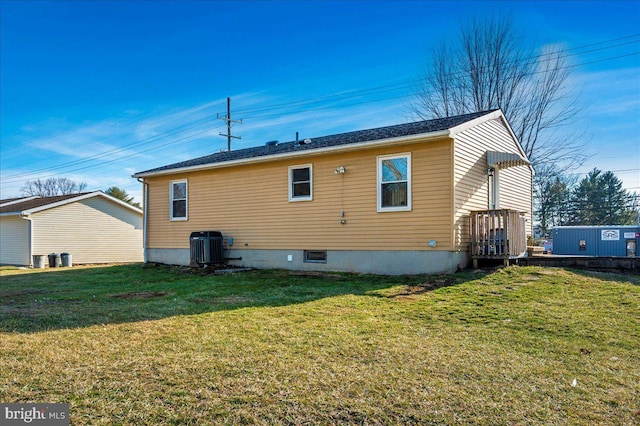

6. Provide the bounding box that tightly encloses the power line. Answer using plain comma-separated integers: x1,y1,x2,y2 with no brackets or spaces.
1,126,224,184
240,51,640,122
228,34,640,117
3,34,639,182
1,113,221,181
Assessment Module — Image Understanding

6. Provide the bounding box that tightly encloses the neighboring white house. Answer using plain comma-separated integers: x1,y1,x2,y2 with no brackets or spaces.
0,191,143,266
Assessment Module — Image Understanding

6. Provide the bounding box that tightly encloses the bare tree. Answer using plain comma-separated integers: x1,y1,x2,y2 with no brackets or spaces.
21,177,88,197
411,15,585,171
533,164,577,234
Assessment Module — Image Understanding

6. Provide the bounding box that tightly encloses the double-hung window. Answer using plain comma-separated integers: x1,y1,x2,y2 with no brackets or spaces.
377,153,411,212
170,179,188,220
289,164,313,202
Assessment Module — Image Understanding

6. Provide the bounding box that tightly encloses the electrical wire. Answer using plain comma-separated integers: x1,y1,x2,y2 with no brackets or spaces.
2,34,639,183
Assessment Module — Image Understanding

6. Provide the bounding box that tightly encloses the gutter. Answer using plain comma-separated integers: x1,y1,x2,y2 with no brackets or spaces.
137,177,148,263
133,130,452,179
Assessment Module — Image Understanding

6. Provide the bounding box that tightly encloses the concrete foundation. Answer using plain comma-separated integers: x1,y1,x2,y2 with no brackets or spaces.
146,248,469,275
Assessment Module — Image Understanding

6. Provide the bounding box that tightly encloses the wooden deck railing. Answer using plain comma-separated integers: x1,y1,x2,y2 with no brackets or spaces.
470,210,527,265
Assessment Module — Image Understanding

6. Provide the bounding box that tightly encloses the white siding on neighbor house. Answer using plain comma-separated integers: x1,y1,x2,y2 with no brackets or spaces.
0,215,31,265
31,197,143,263
453,117,533,251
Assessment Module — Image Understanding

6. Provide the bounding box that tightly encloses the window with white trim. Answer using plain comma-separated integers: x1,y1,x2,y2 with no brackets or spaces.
377,153,411,212
289,164,312,201
170,179,188,220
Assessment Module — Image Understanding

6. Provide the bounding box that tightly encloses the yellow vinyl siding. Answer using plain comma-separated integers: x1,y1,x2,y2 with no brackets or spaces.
453,118,533,250
146,139,454,251
31,197,143,263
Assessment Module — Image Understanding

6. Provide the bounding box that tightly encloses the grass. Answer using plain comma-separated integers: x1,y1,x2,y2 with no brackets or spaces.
1,264,638,424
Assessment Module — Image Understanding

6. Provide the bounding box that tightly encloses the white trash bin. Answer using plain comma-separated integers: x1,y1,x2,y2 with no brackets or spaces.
61,253,73,267
32,255,46,269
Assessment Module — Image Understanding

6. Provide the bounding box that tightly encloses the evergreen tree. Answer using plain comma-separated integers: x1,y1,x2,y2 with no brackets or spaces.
104,186,141,209
569,169,635,225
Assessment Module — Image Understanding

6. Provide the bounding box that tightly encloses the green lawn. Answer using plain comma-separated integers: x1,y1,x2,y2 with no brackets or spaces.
1,264,638,424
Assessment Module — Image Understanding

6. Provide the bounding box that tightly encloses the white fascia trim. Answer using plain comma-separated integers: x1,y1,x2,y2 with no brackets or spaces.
0,212,21,217
22,191,143,216
133,130,451,178
0,196,39,207
448,110,503,136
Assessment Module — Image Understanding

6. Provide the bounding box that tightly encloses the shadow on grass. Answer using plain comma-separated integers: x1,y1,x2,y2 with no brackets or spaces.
568,267,640,285
5,264,636,334
0,264,475,333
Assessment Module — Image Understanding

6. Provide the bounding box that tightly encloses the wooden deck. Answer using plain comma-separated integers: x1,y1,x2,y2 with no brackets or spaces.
470,209,527,267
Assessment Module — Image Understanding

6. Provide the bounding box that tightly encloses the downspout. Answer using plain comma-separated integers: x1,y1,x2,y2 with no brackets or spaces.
137,178,148,263
20,213,33,267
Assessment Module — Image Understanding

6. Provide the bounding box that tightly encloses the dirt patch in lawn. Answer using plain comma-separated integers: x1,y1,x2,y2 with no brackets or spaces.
191,296,254,305
111,291,171,299
385,277,458,299
0,305,40,317
521,275,541,281
1,289,47,298
289,271,344,279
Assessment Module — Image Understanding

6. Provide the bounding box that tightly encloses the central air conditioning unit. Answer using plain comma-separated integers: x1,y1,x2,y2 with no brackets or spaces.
189,231,224,266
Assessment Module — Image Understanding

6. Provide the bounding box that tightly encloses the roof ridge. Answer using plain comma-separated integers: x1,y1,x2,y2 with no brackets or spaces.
0,191,101,214
134,109,499,177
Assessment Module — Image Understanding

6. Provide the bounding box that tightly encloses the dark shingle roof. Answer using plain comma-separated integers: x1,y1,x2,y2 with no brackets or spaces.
0,196,31,204
0,192,95,214
135,110,497,176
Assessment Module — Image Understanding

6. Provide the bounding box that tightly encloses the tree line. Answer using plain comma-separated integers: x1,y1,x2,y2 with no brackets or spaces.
536,168,638,234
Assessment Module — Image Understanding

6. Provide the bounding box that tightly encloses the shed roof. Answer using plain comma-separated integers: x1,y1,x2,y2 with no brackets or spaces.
134,109,499,177
0,196,31,205
0,193,93,214
0,192,143,216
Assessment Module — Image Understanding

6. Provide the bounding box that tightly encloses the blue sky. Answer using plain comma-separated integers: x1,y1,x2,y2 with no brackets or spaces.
1,0,639,203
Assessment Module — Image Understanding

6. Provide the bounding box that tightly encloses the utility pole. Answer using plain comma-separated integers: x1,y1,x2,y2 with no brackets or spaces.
218,97,242,151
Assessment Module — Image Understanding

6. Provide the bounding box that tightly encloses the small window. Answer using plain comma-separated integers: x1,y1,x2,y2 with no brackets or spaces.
579,240,586,251
289,164,312,201
170,180,187,220
304,250,327,263
377,153,411,212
